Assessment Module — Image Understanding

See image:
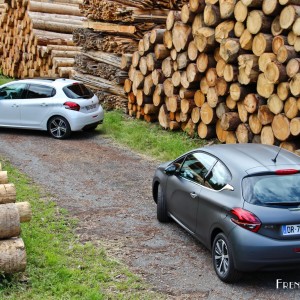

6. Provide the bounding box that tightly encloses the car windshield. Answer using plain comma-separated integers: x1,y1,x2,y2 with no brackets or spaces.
243,174,300,207
63,83,94,99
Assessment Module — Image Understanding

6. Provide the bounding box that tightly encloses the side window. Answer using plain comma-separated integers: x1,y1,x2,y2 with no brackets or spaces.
25,84,56,99
206,161,231,191
179,152,216,185
0,83,27,99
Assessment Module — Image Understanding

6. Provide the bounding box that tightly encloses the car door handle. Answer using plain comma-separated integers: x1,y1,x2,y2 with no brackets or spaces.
190,192,197,198
41,103,48,107
11,104,19,108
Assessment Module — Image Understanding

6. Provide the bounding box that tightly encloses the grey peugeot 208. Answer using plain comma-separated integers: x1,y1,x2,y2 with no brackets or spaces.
152,144,300,283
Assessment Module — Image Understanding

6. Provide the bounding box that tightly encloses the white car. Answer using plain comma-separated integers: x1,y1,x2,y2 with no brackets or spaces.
0,78,104,139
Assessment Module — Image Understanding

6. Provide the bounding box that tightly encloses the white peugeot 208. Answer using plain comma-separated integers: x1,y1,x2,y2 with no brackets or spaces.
0,78,104,139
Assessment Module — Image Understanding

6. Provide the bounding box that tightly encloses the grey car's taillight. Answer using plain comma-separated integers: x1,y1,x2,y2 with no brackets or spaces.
230,208,261,233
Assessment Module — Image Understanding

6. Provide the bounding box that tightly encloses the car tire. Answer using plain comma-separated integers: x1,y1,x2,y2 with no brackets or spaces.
212,233,242,283
157,184,169,223
48,116,71,139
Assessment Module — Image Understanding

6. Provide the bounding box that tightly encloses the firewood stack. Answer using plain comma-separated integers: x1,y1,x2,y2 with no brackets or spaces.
0,0,85,78
123,0,300,152
0,163,32,274
71,0,188,110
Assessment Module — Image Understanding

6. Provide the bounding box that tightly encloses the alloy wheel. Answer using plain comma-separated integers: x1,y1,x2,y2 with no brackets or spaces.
214,238,229,276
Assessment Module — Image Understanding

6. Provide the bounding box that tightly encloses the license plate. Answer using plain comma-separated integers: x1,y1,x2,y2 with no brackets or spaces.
86,104,96,110
282,224,300,235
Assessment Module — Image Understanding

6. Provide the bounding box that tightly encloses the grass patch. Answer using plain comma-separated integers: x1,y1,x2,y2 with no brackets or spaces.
101,110,209,161
0,75,12,85
0,160,161,300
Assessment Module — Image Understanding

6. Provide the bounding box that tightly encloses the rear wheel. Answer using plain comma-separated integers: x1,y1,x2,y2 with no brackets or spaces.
48,116,71,139
157,184,169,223
212,233,242,283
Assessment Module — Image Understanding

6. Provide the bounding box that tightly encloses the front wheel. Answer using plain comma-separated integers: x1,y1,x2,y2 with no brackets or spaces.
157,184,169,223
212,233,242,283
48,116,71,139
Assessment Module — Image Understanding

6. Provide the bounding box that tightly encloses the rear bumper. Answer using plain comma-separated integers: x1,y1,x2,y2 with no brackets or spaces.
68,107,104,131
229,227,300,272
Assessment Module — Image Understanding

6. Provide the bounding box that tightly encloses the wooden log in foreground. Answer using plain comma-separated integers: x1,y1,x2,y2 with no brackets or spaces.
0,171,8,184
0,184,16,204
0,238,26,274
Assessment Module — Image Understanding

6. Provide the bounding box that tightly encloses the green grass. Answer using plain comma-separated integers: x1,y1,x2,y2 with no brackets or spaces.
0,75,12,85
101,110,209,162
0,160,161,300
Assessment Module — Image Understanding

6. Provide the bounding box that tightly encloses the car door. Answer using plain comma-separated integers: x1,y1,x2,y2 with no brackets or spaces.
0,83,27,126
166,152,216,233
195,160,232,245
20,84,56,128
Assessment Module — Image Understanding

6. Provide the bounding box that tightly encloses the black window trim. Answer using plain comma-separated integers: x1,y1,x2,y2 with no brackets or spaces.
177,150,232,192
24,83,56,99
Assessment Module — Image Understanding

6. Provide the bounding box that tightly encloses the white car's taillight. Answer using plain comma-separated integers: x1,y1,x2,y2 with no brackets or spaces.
64,101,80,111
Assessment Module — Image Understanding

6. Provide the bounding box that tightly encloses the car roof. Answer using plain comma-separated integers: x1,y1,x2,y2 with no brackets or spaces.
196,144,300,175
7,78,80,88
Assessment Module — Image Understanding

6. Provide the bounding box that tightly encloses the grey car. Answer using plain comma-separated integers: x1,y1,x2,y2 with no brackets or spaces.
152,144,300,283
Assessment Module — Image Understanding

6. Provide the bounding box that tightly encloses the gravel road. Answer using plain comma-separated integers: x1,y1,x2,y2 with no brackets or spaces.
0,128,299,299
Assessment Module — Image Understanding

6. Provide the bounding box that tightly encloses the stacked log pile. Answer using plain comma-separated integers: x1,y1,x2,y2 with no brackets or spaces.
123,0,300,151
0,163,32,274
72,0,188,110
0,0,84,78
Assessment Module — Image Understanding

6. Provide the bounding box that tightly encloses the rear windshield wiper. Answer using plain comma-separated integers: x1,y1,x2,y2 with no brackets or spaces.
264,202,300,206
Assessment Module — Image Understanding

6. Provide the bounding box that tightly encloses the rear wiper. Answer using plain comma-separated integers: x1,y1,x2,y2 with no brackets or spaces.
265,202,300,206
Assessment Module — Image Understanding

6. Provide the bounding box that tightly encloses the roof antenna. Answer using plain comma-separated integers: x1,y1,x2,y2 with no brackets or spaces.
272,147,282,163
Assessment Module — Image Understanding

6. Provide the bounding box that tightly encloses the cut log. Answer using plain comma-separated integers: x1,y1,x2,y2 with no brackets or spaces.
229,83,248,101
247,10,272,34
258,52,277,72
265,61,288,84
290,73,300,96
191,107,201,123
280,5,300,29
153,84,164,107
204,4,221,27
277,45,298,63
0,238,26,274
215,20,235,43
252,33,273,56
15,202,32,223
262,0,282,16
236,123,253,143
216,119,228,143
216,102,230,119
239,29,253,51
219,0,236,19
0,184,16,204
194,90,206,107
290,117,300,136
234,21,245,38
220,38,240,63
244,94,265,114
272,114,291,141
172,22,192,52
198,122,216,139
0,202,21,239
225,131,237,144
261,125,276,145
187,40,198,61
221,112,241,131
200,102,217,124
267,94,284,115
0,171,8,184
234,1,248,22
237,101,248,123
249,113,262,134
158,104,170,129
257,73,274,98
258,105,275,125
277,82,290,101
286,58,300,78
284,97,300,119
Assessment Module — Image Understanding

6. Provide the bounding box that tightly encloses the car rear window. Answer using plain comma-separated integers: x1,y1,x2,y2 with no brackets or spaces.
63,83,94,99
243,174,300,207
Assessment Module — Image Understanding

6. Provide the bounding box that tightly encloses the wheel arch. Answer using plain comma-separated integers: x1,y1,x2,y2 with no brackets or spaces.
152,180,160,203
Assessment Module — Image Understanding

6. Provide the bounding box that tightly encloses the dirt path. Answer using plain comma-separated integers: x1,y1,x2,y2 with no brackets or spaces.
0,128,299,299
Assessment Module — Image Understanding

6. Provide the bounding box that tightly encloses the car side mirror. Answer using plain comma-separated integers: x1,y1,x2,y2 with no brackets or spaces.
220,184,234,191
164,164,178,176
